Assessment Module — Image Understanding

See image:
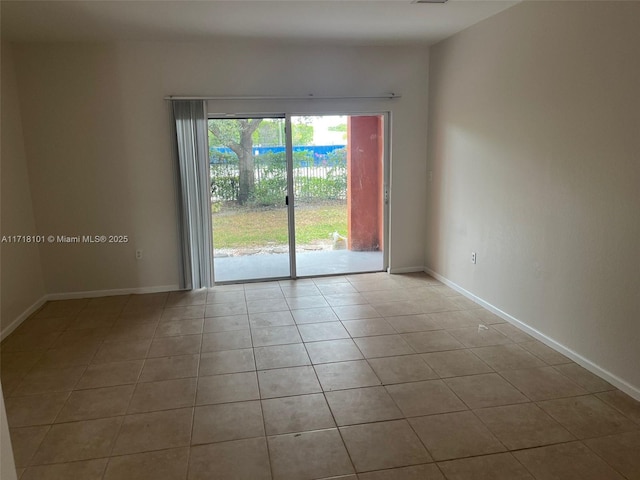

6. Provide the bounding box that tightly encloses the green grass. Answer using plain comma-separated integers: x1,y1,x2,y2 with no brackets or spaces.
212,203,347,249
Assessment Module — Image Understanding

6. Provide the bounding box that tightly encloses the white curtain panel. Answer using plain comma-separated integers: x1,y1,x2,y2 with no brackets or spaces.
171,100,214,289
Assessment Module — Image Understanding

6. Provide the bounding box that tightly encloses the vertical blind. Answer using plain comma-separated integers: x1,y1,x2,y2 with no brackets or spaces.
171,100,214,289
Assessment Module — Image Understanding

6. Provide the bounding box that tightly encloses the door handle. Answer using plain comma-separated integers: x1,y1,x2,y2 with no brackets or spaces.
285,195,289,206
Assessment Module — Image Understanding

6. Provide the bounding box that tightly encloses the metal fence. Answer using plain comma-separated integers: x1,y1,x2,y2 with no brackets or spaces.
210,147,347,204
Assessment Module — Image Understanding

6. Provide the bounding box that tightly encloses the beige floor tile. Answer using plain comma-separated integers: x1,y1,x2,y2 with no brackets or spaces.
1,350,44,375
196,371,260,405
342,319,396,337
538,394,637,439
204,302,248,318
438,452,534,480
358,464,445,480
500,366,587,401
249,311,295,328
76,360,144,389
192,400,264,444
104,323,157,343
471,344,546,371
317,283,358,295
206,290,245,305
155,318,204,338
305,339,364,364
409,411,505,460
147,335,201,358
199,349,255,376
188,437,271,480
298,322,350,342
14,316,73,336
584,431,640,480
128,377,196,413
513,441,624,480
9,425,50,467
35,344,99,369
554,363,613,393
166,291,207,308
421,350,493,378
286,295,329,309
247,298,289,314
519,340,570,365
117,309,162,324
2,332,61,352
139,354,199,382
112,408,192,455
13,366,86,396
5,392,69,427
104,448,189,480
254,343,311,370
68,315,118,331
371,302,424,317
251,325,302,347
92,339,151,364
354,335,414,358
201,330,251,352
258,366,322,398
21,459,108,480
597,390,640,424
326,386,403,426
491,323,534,343
471,309,508,325
324,293,368,307
203,314,249,332
401,331,464,353
262,393,335,435
56,385,134,422
385,314,441,334
426,311,481,330
386,380,466,417
268,428,354,480
340,420,432,473
332,305,381,321
314,360,381,391
368,355,438,384
447,296,479,310
161,305,205,321
292,307,340,324
245,287,283,301
444,373,528,409
474,402,574,450
33,417,122,464
447,326,511,348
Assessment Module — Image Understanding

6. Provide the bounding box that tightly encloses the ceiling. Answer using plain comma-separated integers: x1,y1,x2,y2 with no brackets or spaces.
1,0,518,46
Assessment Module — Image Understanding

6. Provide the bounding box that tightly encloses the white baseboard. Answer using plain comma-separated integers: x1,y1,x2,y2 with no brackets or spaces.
424,267,640,402
45,284,180,301
1,285,180,341
388,266,426,274
0,296,48,342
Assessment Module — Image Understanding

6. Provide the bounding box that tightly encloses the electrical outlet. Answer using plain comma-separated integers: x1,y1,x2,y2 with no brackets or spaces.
471,252,477,264
136,249,143,260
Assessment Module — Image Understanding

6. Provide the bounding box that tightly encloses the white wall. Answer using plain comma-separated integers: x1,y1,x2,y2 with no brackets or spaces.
426,1,640,394
1,43,46,334
0,384,18,480
11,40,429,296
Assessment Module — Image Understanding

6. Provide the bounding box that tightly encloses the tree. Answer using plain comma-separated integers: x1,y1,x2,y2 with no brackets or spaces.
208,119,263,205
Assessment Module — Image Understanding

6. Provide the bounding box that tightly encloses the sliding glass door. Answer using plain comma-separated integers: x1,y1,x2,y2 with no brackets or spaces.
291,115,386,277
208,113,388,283
208,117,290,282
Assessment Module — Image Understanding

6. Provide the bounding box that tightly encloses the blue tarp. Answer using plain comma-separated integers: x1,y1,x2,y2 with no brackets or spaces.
210,145,345,166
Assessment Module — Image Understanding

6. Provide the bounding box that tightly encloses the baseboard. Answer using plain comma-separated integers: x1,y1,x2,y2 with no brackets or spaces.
45,284,180,301
0,296,48,342
424,267,640,402
388,266,426,274
1,285,180,341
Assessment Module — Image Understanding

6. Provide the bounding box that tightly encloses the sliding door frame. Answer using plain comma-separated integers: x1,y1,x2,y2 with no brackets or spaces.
207,110,391,283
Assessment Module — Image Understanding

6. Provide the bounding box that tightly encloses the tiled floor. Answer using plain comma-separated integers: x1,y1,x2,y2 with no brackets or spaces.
2,272,640,480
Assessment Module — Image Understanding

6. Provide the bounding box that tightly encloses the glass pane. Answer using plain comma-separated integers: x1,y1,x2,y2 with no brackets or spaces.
292,115,385,277
209,117,290,282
